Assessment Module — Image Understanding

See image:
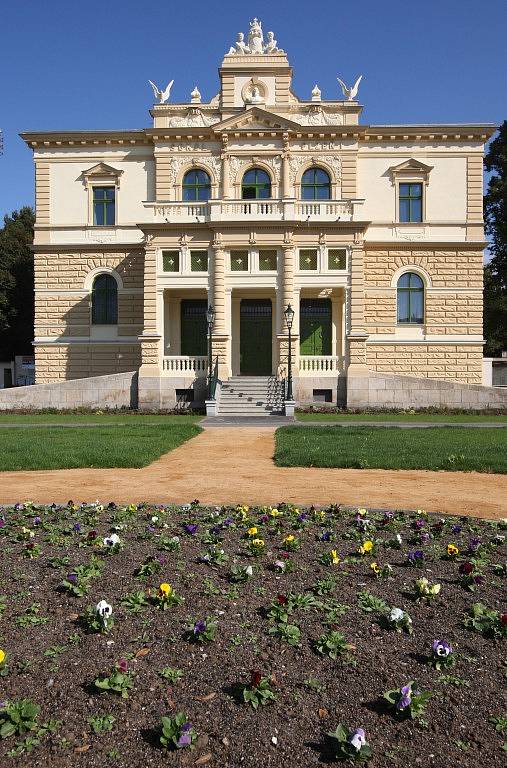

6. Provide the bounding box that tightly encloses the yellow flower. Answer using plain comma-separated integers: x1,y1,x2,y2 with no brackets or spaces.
269,508,280,517
252,538,265,547
284,535,295,543
0,649,5,665
158,583,172,597
247,527,258,536
330,549,340,565
447,543,459,557
370,562,380,574
359,540,374,555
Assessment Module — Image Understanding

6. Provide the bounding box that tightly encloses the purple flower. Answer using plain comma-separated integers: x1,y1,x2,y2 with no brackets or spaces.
259,514,269,524
298,513,309,522
67,572,78,584
73,523,81,533
193,620,206,635
407,550,424,563
223,518,233,526
397,684,413,711
473,575,485,586
321,531,331,542
0,518,5,529
117,659,128,673
156,554,166,565
177,732,192,747
451,524,462,534
432,639,453,657
468,537,481,553
184,524,198,535
33,517,41,526
349,728,366,751
180,722,192,732
414,519,425,529
146,525,155,533
211,525,222,536
420,532,430,543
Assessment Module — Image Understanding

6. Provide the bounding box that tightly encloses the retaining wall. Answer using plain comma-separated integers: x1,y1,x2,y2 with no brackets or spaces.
347,370,507,410
0,371,138,411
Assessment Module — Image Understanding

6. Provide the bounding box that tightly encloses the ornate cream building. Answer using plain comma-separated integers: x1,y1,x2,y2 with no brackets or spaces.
21,19,498,413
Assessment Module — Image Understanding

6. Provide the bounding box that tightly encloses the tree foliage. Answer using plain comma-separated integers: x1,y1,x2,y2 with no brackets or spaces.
0,207,35,359
484,120,507,355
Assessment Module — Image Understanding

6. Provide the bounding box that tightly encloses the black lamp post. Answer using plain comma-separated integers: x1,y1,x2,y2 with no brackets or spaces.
206,304,215,399
284,303,295,401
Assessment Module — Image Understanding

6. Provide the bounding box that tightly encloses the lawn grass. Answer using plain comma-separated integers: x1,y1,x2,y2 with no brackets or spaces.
296,412,507,423
0,412,202,425
0,422,202,471
275,425,507,473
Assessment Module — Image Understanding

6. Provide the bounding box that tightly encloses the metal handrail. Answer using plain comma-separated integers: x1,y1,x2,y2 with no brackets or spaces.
208,356,220,401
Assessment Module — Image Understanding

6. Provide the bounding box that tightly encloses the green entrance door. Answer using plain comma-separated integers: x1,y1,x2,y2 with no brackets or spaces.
181,300,207,356
240,299,272,374
300,299,332,356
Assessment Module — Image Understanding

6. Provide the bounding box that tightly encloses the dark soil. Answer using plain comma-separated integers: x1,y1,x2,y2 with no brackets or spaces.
0,502,505,768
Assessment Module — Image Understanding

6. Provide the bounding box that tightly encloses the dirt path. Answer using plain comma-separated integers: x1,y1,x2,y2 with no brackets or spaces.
1,428,506,519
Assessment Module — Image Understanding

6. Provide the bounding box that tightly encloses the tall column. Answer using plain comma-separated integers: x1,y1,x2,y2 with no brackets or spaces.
346,238,369,407
277,243,299,382
221,134,231,199
281,133,292,199
211,244,230,379
138,242,162,409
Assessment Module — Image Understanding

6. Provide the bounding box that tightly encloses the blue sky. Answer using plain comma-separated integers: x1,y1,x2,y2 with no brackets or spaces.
1,0,506,220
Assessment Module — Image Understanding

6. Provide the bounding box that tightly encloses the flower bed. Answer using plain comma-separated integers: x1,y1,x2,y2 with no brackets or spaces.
0,501,505,766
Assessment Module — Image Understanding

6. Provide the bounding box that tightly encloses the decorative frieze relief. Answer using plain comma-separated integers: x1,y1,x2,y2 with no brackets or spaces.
296,107,344,126
165,154,222,184
167,109,220,128
286,152,342,182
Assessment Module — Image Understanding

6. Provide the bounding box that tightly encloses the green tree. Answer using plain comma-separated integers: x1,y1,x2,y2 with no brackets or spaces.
0,207,35,360
484,120,507,355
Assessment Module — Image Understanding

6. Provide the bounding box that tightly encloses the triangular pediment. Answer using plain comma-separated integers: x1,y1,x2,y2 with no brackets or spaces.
213,107,303,133
389,158,433,174
83,162,123,178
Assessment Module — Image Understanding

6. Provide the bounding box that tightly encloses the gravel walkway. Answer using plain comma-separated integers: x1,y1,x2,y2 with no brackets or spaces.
0,428,506,518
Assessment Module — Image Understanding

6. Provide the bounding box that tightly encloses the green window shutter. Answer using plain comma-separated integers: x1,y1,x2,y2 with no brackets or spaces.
190,250,208,272
299,249,318,270
328,248,347,270
180,300,207,356
162,250,180,272
299,299,332,355
93,186,115,226
259,250,277,271
230,250,249,271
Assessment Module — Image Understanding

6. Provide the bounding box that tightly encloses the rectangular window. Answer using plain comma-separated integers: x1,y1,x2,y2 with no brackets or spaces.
399,183,423,222
162,250,180,272
328,248,347,270
93,186,115,226
299,249,318,270
258,250,277,271
190,250,208,272
313,389,332,403
230,250,249,271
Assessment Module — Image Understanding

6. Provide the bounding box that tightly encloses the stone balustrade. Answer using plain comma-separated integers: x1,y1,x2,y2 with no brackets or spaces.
145,198,364,224
162,356,208,374
299,355,343,375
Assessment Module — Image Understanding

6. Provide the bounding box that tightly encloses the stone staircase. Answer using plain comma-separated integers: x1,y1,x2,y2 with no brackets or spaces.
218,376,285,417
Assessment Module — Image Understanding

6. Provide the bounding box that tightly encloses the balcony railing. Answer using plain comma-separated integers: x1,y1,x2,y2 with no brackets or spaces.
162,356,208,375
299,355,343,375
145,198,364,224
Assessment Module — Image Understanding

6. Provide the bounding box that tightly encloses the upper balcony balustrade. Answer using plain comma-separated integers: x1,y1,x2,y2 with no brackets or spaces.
144,198,364,224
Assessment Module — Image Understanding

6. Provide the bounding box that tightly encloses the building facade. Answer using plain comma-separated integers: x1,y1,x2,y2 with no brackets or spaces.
21,19,496,411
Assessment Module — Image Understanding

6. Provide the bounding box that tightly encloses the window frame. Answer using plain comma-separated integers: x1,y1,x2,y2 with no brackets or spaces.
300,167,331,201
92,186,116,227
396,271,425,325
182,169,212,202
398,182,423,223
241,168,272,200
91,273,118,325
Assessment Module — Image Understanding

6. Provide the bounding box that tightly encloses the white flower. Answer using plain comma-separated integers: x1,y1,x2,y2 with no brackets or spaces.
151,516,159,524
181,504,191,512
104,533,120,547
389,608,405,622
349,729,366,751
96,600,112,617
273,560,286,571
396,534,403,544
246,565,253,577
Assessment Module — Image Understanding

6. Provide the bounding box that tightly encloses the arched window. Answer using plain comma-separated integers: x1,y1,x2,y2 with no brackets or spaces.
241,168,271,200
301,167,331,200
91,274,118,325
397,272,424,324
182,169,211,201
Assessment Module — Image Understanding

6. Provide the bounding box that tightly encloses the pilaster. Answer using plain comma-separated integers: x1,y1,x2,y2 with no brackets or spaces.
138,244,161,378
211,243,230,378
347,241,368,375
